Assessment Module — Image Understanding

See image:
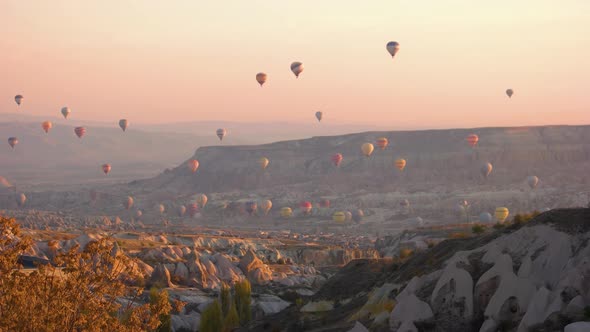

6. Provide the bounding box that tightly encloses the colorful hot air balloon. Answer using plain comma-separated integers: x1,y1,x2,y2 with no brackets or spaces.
74,127,86,138
290,62,304,78
245,201,258,216
352,209,364,223
481,162,493,178
14,95,23,106
331,153,343,167
506,89,514,98
300,201,312,215
361,143,374,157
386,41,400,58
188,203,199,217
196,194,208,209
280,207,293,218
260,199,273,215
119,119,129,132
494,207,509,223
8,137,18,148
0,176,12,188
123,196,134,210
466,134,479,148
16,193,26,207
102,164,111,175
258,157,269,170
395,158,407,171
42,121,53,134
332,211,346,223
178,205,187,217
315,111,323,122
61,107,71,119
256,73,267,86
188,160,199,173
527,175,539,189
216,128,226,141
479,212,493,223
376,137,389,150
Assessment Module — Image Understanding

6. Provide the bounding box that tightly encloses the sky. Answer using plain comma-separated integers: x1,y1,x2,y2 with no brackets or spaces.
0,0,589,129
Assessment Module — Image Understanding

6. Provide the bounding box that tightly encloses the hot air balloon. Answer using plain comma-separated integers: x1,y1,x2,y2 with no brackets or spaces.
280,207,292,219
300,201,312,215
386,41,400,58
494,207,509,223
361,143,374,157
400,199,410,208
8,137,18,148
245,201,258,216
16,193,26,207
413,217,424,226
331,153,343,167
290,62,304,78
344,211,353,222
61,107,71,119
352,209,364,223
216,128,226,141
315,111,323,122
395,158,407,171
319,199,331,209
102,164,111,175
135,209,143,219
376,138,389,150
196,194,208,209
119,119,129,132
188,160,199,173
260,199,272,215
42,121,53,134
74,127,86,138
258,157,269,170
188,203,199,217
454,204,466,218
0,176,12,188
14,95,23,106
157,204,166,214
527,175,539,189
506,89,514,98
479,212,493,223
480,162,493,178
332,211,346,223
466,134,479,148
256,73,267,86
123,196,134,210
178,205,187,217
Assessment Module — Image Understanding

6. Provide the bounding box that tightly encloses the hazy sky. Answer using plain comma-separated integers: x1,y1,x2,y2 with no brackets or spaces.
1,1,588,129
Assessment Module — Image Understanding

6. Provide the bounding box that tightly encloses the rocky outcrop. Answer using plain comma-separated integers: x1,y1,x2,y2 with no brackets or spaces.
239,249,273,285
149,264,174,288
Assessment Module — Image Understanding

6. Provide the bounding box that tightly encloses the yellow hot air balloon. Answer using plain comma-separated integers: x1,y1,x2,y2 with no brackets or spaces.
260,199,272,215
196,194,208,208
258,157,270,170
494,207,509,223
280,207,292,218
395,158,407,171
332,211,346,223
361,143,374,157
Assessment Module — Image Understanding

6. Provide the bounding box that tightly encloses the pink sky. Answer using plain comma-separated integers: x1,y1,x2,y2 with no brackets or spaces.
1,1,588,129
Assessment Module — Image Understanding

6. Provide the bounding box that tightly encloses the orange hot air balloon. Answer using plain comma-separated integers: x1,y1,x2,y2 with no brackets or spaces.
16,193,27,206
258,157,269,170
41,121,53,134
74,127,86,138
123,196,134,210
300,201,312,215
188,160,199,173
331,153,343,167
394,158,406,171
361,143,374,157
196,194,208,208
376,137,389,150
466,134,479,147
102,164,111,175
256,73,267,86
260,199,273,215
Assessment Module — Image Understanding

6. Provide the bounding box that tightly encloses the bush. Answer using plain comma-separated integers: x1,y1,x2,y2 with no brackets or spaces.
399,248,414,259
223,301,240,332
493,223,505,230
472,224,486,235
449,232,469,239
220,282,231,317
234,279,252,324
200,300,223,332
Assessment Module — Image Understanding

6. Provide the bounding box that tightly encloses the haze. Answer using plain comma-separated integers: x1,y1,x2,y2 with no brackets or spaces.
1,0,588,129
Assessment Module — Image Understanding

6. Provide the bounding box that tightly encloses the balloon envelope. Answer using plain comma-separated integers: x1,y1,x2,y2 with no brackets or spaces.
188,160,199,173
479,212,493,223
506,89,514,98
16,193,26,206
42,121,53,133
300,201,312,214
245,201,258,216
119,119,129,131
466,134,479,147
123,196,134,210
376,138,389,150
258,157,269,170
102,164,111,175
178,205,187,217
256,73,267,86
494,207,509,223
61,107,71,119
14,95,23,106
395,159,407,171
196,194,208,208
290,62,304,78
315,111,323,122
386,41,400,58
361,143,374,157
331,153,343,167
333,211,346,223
481,162,493,178
527,175,539,189
8,137,18,148
352,209,364,223
280,207,292,218
74,127,86,138
260,199,273,215
216,128,226,141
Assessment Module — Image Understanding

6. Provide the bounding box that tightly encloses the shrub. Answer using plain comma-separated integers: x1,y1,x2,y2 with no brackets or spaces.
471,224,486,235
200,300,223,332
493,223,505,230
234,279,252,324
449,232,469,239
399,248,414,259
223,301,240,332
220,282,231,317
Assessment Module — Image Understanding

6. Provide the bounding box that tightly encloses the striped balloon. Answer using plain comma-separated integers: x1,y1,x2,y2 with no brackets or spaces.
74,127,86,138
394,158,406,171
466,134,479,147
331,153,343,167
376,137,389,150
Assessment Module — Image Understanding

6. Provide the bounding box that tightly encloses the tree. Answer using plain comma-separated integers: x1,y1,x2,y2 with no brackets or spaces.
223,301,240,332
0,216,171,332
150,287,172,332
472,224,485,235
220,282,231,317
200,300,223,332
234,279,252,325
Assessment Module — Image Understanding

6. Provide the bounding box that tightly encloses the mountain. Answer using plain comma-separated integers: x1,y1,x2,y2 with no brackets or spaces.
249,208,590,331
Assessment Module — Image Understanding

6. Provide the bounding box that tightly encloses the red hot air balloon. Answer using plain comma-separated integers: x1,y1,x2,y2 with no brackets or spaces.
74,127,86,138
331,153,343,167
300,201,312,215
188,160,199,173
102,164,111,175
466,134,479,148
375,137,389,150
